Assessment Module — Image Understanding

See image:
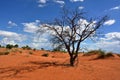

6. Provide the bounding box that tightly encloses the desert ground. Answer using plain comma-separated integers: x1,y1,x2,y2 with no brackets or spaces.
0,48,120,80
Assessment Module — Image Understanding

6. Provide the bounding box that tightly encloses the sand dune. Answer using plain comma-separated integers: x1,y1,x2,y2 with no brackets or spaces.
0,48,120,80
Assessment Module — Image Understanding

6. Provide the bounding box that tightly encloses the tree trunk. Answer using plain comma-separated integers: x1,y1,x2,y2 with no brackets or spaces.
70,56,75,66
69,54,78,66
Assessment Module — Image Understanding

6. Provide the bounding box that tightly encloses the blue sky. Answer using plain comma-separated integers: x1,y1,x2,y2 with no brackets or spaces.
0,0,120,53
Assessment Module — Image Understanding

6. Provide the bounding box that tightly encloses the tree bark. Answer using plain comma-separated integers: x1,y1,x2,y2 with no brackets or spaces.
70,55,76,66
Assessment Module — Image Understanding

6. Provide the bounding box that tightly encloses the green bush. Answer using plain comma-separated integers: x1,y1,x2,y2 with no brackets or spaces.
41,53,49,57
6,44,13,49
14,44,19,48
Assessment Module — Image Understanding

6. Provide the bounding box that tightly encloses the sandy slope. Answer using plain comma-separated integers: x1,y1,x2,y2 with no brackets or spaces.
0,49,120,80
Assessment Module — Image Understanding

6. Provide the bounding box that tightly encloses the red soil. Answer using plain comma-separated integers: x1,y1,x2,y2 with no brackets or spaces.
0,48,120,80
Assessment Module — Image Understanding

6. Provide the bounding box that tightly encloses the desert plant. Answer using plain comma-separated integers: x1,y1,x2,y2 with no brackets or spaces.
117,54,120,57
42,53,49,57
105,52,114,57
11,48,19,53
29,51,33,55
6,44,14,49
37,7,108,66
33,48,36,51
41,48,44,50
22,45,31,50
0,51,10,55
4,51,10,55
84,49,105,56
84,49,106,59
14,44,19,48
19,51,22,53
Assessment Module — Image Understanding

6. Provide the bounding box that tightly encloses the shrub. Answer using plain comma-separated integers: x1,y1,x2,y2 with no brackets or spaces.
33,48,36,51
41,48,44,50
96,53,105,59
84,49,105,56
0,51,10,55
105,52,114,57
29,51,33,55
22,45,31,50
14,44,19,48
19,51,22,53
6,44,14,49
117,54,120,57
11,48,19,53
41,53,49,57
4,51,10,55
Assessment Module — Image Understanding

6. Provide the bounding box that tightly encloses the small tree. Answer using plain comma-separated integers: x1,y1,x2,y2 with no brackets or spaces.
38,8,108,66
14,44,19,48
6,44,13,49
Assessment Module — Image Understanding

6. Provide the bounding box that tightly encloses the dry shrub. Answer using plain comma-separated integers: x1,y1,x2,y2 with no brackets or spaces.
41,53,49,57
84,50,105,56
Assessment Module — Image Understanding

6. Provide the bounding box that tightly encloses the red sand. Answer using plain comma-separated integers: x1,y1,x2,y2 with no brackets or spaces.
0,48,120,80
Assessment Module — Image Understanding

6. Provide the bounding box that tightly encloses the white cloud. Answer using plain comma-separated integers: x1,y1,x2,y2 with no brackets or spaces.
1,38,16,45
8,21,17,27
38,0,47,4
54,0,65,7
38,4,46,7
110,6,120,10
70,0,84,2
0,30,20,38
103,32,120,41
38,0,47,7
22,20,53,49
0,30,26,45
37,0,65,7
22,20,40,33
86,32,120,53
104,19,115,26
78,6,84,10
30,33,52,49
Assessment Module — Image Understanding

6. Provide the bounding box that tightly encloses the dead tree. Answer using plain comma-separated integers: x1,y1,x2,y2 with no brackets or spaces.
38,8,108,66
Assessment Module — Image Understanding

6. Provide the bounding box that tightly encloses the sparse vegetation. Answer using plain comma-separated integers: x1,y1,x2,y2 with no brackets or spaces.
41,53,49,57
41,48,44,50
11,48,19,53
29,51,33,55
105,52,114,57
84,50,115,59
6,44,13,49
14,44,19,48
0,51,10,55
117,54,120,57
19,51,22,53
84,49,105,56
22,45,31,50
33,48,36,51
6,44,19,49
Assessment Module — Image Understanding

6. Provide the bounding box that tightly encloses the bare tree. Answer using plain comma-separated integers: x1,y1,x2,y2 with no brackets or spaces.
38,8,108,66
